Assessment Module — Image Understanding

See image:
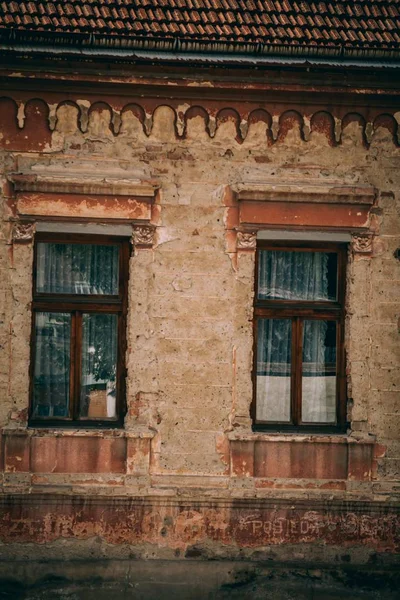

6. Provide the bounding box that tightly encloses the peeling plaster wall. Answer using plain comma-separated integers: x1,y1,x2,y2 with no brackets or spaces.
0,89,399,558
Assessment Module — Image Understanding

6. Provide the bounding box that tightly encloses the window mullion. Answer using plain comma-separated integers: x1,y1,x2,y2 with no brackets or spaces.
73,311,83,421
291,317,303,426
68,312,76,420
337,316,346,426
290,318,297,425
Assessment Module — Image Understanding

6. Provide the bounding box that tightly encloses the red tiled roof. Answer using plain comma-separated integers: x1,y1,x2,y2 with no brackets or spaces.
0,1,399,51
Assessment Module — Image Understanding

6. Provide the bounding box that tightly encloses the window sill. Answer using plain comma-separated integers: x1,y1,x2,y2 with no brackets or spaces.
24,427,155,439
228,431,377,481
1,426,155,475
28,421,125,431
228,431,375,444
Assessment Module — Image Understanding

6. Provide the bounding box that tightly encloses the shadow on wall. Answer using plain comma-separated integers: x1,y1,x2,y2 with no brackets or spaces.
0,559,399,600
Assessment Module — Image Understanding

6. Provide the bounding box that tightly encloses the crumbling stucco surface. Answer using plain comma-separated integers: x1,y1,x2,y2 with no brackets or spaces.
0,88,399,560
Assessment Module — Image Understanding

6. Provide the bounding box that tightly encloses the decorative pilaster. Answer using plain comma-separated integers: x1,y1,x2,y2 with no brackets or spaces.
351,233,373,254
132,224,155,248
12,221,36,243
236,231,257,251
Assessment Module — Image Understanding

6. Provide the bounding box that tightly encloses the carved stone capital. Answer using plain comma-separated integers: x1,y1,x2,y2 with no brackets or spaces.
351,233,373,254
237,231,257,250
132,224,155,247
12,221,36,243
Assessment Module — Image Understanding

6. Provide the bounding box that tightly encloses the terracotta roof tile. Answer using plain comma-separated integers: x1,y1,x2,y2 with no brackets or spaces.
383,30,394,42
297,14,307,26
0,0,398,51
365,30,376,43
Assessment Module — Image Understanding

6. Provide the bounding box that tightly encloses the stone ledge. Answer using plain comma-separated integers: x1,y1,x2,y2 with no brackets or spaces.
7,172,160,223
0,491,398,511
227,432,375,444
9,173,160,199
1,426,155,438
234,182,376,205
231,181,376,230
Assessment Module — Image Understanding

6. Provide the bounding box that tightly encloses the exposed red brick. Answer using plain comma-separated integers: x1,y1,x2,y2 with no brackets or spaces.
1,494,398,552
253,441,348,479
239,201,371,229
5,99,51,152
231,440,255,476
3,431,30,473
348,443,373,481
0,97,19,150
30,436,126,474
126,437,151,475
278,109,304,142
16,192,152,221
310,110,336,145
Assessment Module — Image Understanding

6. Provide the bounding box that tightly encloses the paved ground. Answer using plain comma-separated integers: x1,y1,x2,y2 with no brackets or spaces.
1,561,399,599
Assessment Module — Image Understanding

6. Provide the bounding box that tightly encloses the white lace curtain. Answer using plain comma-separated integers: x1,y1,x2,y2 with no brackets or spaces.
36,242,119,295
257,250,336,424
258,250,333,301
32,243,119,419
32,312,71,417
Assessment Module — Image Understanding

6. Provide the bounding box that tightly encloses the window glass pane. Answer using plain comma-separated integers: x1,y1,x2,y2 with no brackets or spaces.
258,250,337,301
302,320,337,423
32,312,71,418
36,243,119,295
80,313,118,419
256,318,291,422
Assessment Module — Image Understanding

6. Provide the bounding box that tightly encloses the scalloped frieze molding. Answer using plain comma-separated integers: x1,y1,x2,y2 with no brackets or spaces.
0,97,399,148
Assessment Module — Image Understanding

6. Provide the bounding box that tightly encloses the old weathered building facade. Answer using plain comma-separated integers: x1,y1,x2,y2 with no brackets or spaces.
0,0,399,573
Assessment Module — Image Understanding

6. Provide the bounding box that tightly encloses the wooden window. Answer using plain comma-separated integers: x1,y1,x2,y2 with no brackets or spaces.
29,233,130,427
252,241,347,432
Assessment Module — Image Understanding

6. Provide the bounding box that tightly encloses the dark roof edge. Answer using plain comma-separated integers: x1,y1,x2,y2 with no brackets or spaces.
1,28,400,63
2,43,400,70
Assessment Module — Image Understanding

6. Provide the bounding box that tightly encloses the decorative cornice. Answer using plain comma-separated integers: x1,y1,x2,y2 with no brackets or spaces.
232,181,375,231
234,183,376,205
9,173,159,200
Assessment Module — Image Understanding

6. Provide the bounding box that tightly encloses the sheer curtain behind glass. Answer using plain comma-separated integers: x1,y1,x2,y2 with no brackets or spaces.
258,250,336,302
36,243,119,295
256,318,291,422
32,312,71,417
80,313,118,419
33,243,119,419
257,250,337,424
302,320,336,423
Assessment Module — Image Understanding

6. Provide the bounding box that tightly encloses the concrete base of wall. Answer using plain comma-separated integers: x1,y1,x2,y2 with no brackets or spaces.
1,493,399,561
1,560,399,599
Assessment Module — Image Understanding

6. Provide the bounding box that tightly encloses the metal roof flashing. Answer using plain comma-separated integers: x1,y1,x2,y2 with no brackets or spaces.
0,28,399,68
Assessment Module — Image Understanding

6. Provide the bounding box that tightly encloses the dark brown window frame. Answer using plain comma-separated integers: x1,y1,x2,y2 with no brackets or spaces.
29,232,130,428
252,240,347,433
